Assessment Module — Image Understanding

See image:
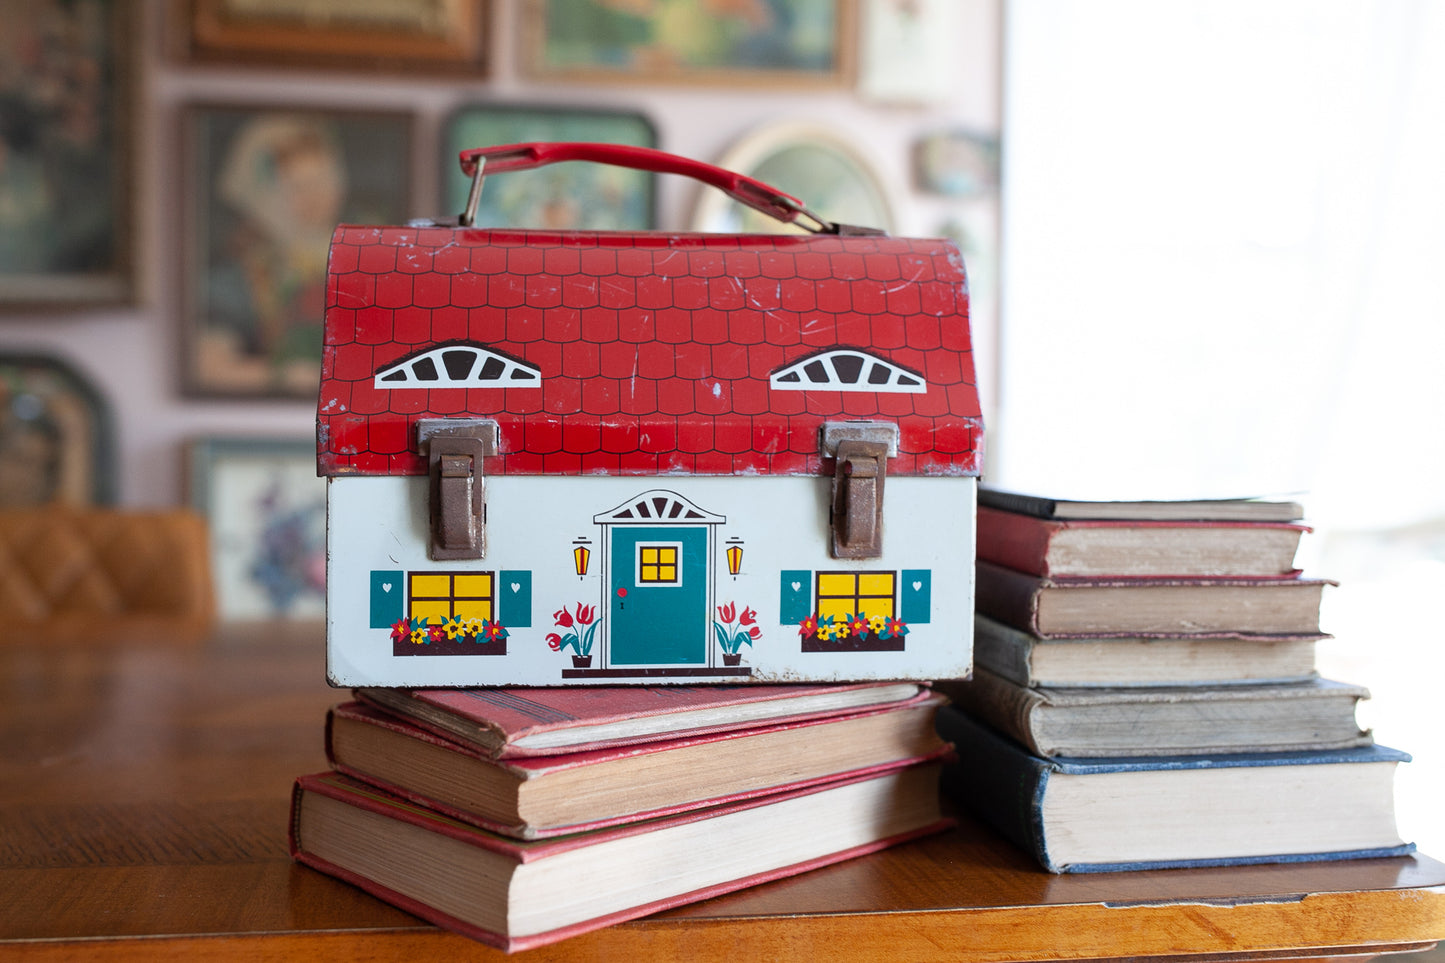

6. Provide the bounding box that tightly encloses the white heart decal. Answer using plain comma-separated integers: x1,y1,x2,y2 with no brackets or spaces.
791,581,801,592
382,583,392,593
511,582,521,593
912,581,923,592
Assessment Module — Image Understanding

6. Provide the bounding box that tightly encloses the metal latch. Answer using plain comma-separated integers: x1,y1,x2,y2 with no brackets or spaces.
821,423,897,559
418,419,498,560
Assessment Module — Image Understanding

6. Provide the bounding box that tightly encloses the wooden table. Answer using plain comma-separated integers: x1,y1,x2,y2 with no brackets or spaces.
3,626,1444,962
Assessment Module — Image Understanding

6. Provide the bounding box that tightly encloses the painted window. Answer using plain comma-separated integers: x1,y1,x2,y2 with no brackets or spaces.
816,571,896,621
374,343,541,388
409,571,494,624
636,543,682,586
770,348,926,394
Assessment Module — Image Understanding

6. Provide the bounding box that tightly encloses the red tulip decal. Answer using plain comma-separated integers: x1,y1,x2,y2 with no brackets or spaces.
712,601,759,658
548,603,602,657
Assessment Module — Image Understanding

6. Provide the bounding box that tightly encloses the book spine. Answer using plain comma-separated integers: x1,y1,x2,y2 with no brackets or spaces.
936,706,1060,873
937,669,1047,755
976,508,1061,577
971,616,1038,687
977,490,1060,518
974,562,1046,635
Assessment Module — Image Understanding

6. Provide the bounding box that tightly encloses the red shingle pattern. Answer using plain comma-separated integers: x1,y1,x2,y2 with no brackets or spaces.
319,226,982,477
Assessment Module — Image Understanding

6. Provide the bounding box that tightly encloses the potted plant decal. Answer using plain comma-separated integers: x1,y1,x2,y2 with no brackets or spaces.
547,603,601,668
713,601,760,666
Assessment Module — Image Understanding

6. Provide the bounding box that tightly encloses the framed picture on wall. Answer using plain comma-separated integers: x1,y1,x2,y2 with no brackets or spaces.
0,353,115,506
178,0,490,74
185,436,326,621
522,0,854,86
442,105,657,230
914,129,1000,198
690,121,895,235
0,1,136,308
179,104,413,398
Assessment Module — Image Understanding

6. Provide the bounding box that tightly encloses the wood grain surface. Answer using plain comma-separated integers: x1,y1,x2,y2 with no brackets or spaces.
3,625,1443,961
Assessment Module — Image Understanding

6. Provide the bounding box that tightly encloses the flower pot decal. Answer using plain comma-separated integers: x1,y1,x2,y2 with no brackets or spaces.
713,601,759,665
548,602,601,667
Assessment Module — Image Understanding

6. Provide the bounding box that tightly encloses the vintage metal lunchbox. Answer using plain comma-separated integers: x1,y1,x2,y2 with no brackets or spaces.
318,143,982,687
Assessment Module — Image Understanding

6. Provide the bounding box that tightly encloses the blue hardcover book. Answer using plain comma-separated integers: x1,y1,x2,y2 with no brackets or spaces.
937,704,1414,873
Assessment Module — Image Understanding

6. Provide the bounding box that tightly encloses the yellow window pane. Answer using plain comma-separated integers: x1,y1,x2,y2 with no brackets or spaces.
410,601,451,624
659,565,676,583
864,599,895,619
411,574,451,598
639,565,656,582
658,547,677,563
818,598,853,620
454,574,492,598
641,548,658,564
455,600,492,621
858,573,895,597
817,573,857,597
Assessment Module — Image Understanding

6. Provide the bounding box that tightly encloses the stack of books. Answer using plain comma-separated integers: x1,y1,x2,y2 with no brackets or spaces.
289,682,952,951
937,488,1413,873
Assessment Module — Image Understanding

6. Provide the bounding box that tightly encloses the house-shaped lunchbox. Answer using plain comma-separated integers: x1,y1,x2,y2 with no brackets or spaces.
318,144,983,687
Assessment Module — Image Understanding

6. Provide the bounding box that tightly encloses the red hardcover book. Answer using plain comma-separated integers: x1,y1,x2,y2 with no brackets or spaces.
976,561,1333,639
353,681,930,758
326,695,948,839
290,765,951,953
977,506,1308,578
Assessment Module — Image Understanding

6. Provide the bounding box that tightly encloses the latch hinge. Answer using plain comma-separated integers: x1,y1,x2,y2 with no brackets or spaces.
821,422,897,559
418,419,498,561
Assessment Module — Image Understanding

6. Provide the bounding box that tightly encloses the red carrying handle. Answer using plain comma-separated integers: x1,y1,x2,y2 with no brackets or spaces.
457,142,850,234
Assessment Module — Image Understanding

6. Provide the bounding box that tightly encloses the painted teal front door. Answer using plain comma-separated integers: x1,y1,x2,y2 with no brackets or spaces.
609,525,708,665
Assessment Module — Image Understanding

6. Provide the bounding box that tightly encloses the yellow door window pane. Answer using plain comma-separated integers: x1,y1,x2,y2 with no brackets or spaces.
658,565,677,582
454,574,492,597
411,574,451,598
410,601,451,624
817,573,856,597
455,599,493,621
858,573,895,597
641,547,658,564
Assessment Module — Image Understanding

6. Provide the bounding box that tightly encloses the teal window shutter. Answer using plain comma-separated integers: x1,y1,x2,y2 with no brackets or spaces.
779,570,812,624
901,570,932,624
499,570,532,627
370,570,404,628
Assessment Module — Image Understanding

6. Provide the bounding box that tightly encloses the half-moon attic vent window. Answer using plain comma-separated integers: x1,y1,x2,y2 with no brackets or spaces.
373,344,541,388
769,349,927,394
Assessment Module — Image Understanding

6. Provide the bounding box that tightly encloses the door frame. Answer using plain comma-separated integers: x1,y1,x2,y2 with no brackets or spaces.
592,489,725,669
